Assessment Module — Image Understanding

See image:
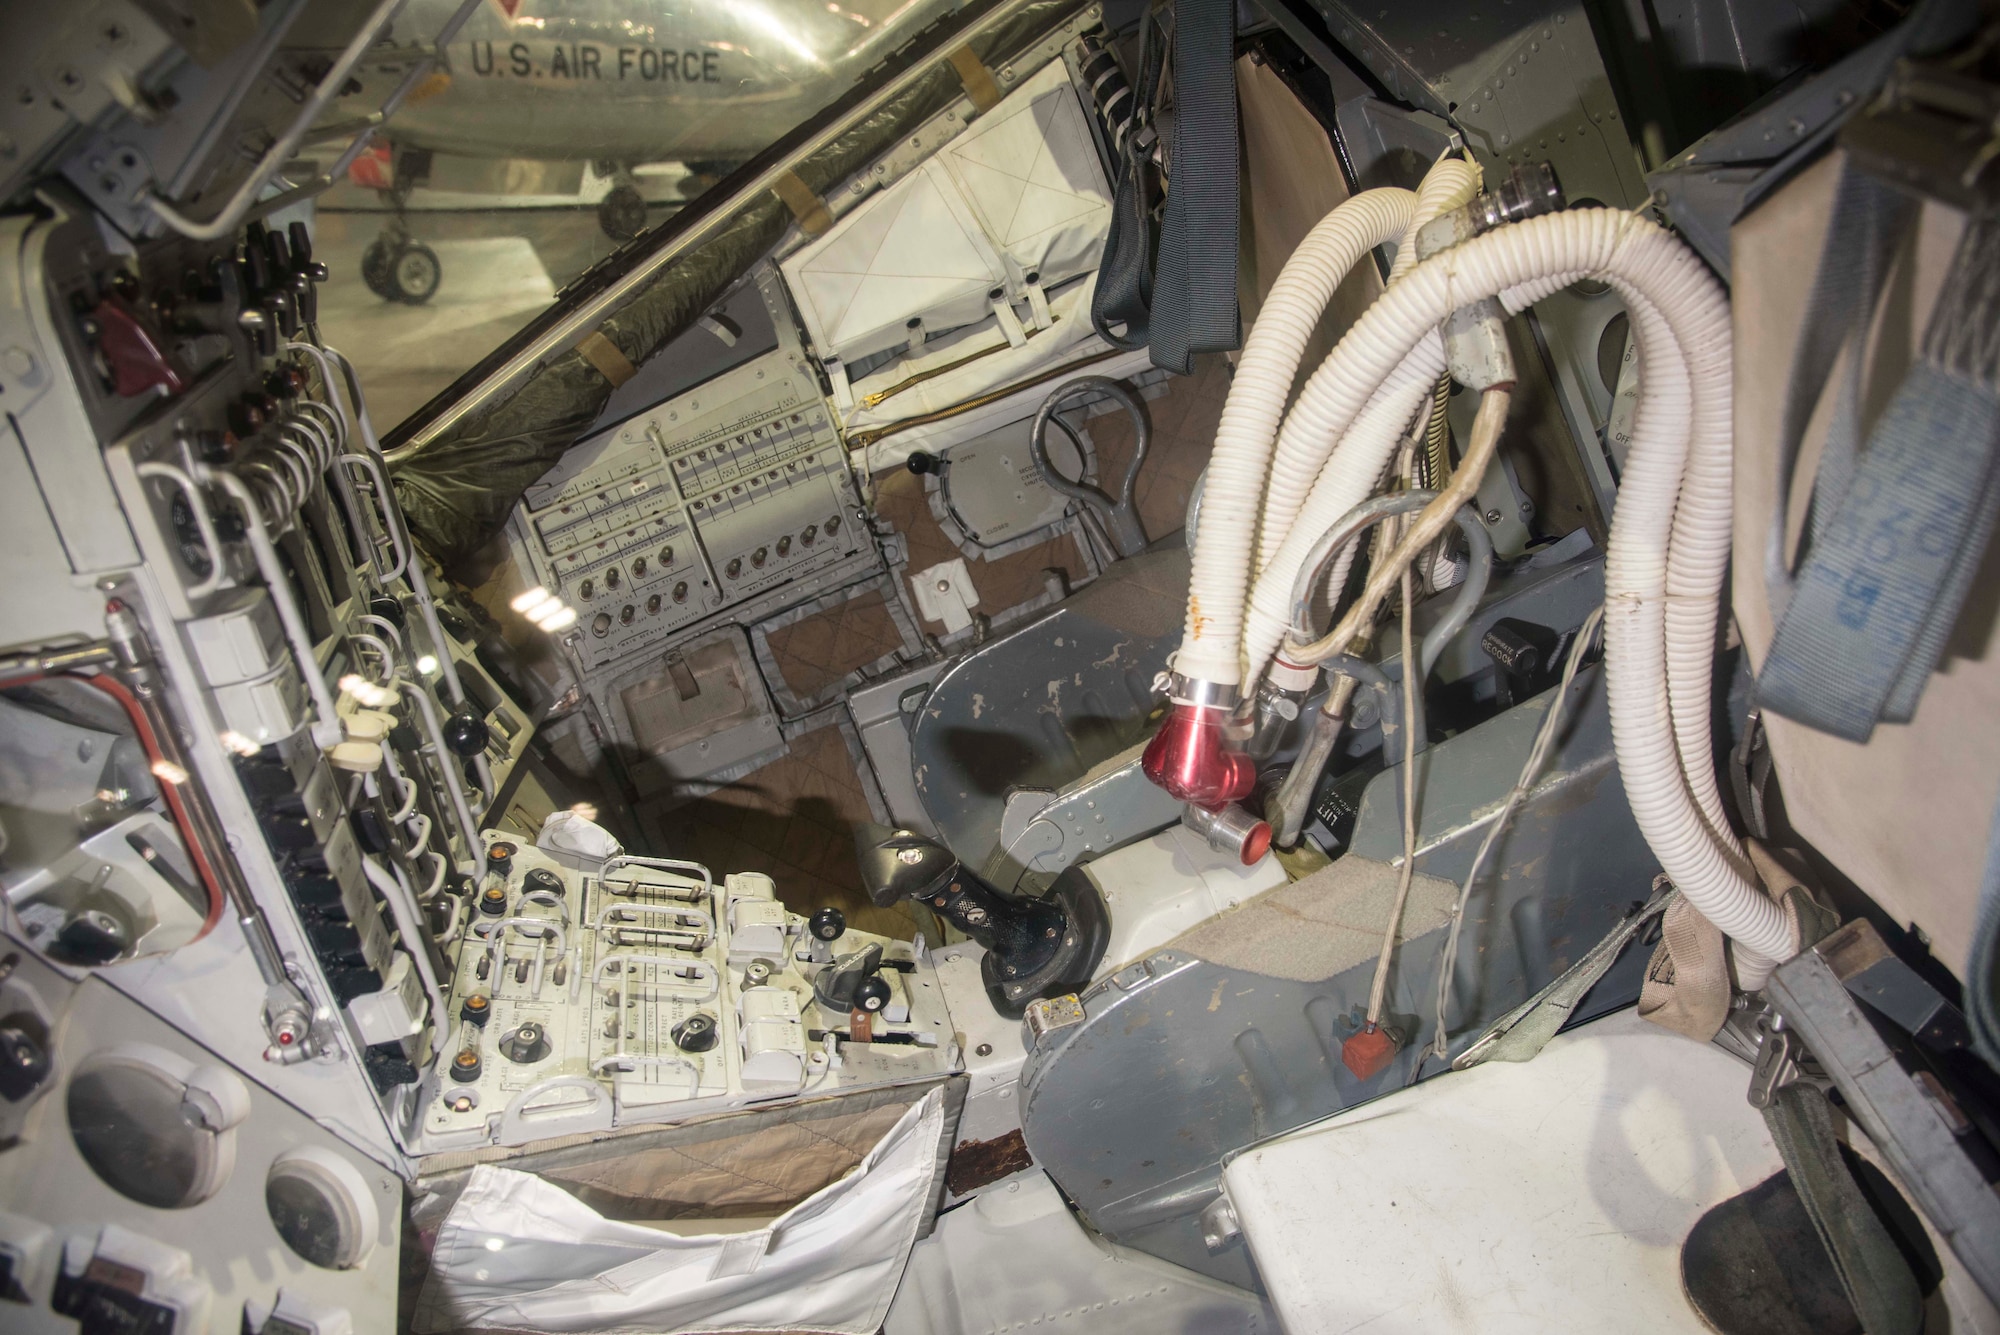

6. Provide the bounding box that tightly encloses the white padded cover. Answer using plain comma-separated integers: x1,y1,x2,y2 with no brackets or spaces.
783,161,1004,365
1223,1012,1782,1334
936,59,1113,290
782,61,1112,365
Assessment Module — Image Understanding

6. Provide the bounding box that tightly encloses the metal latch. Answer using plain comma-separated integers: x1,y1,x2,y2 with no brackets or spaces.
1022,994,1085,1045
1747,1009,1798,1110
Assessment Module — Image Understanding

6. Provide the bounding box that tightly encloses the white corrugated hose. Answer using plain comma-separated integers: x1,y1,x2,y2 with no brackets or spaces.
1174,156,1482,690
1204,202,1788,980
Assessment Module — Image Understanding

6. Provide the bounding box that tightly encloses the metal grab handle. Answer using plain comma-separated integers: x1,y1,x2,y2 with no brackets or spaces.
135,462,224,598
498,1075,613,1142
591,1053,702,1103
601,855,714,898
341,451,411,583
1029,375,1151,558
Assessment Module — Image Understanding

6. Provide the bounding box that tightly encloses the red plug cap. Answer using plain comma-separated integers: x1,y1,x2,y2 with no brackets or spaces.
1240,819,1273,864
1341,1022,1398,1081
1142,701,1257,808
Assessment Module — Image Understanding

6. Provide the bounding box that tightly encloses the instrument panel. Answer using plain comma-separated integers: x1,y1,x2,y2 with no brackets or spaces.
518,351,870,674
421,833,953,1151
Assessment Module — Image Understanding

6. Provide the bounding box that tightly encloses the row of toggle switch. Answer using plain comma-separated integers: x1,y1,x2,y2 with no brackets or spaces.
722,514,843,581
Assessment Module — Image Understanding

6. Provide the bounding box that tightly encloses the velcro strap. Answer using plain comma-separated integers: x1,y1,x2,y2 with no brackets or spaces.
771,170,833,237
990,293,1028,348
948,45,1003,112
576,330,636,387
825,357,854,413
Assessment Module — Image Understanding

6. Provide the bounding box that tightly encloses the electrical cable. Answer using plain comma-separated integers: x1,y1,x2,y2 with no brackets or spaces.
1419,604,1606,1072
1421,373,1452,490
1363,564,1422,1030
70,672,228,939
843,346,1132,452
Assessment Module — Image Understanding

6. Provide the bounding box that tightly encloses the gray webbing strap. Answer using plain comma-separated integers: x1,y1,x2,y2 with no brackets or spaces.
1763,1082,1925,1335
1088,0,1242,371
1765,165,1916,607
1145,0,1241,374
1090,12,1163,352
1758,205,2000,741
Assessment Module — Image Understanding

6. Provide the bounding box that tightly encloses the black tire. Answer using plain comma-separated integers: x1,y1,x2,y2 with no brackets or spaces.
678,159,738,199
388,242,441,305
597,185,647,241
361,238,395,299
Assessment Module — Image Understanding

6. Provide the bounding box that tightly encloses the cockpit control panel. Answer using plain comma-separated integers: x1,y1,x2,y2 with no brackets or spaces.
518,351,869,674
423,833,951,1151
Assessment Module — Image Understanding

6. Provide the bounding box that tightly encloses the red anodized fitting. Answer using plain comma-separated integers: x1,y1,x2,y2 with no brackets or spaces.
1141,678,1257,809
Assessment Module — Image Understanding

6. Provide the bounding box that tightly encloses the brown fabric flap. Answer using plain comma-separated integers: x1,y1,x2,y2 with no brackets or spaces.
771,169,834,237
575,330,637,387
949,44,1004,112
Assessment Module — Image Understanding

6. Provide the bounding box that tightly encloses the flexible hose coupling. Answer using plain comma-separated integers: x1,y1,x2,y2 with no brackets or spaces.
1414,163,1565,393
1142,676,1256,809
1183,801,1273,865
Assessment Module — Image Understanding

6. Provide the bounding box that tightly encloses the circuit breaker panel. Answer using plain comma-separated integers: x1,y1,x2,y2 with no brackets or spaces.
517,349,870,676
421,835,951,1151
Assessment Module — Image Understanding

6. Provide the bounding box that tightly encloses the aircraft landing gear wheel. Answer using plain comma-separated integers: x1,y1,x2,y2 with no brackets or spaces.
598,185,647,241
361,239,395,299
388,242,441,305
677,160,733,199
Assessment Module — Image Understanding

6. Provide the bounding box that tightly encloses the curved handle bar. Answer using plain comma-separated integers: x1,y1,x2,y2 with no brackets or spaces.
1029,375,1151,558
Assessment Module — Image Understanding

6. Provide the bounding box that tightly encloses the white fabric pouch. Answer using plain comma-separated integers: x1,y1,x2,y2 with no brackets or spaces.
413,1089,945,1334
780,60,1112,370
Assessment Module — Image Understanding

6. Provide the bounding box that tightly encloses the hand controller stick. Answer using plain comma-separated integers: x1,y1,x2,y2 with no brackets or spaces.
854,824,1108,1017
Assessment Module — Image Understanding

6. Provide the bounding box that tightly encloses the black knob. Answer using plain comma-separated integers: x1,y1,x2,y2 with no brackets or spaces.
443,703,489,758
1481,618,1551,678
906,451,940,475
287,220,314,265
350,807,391,856
286,872,345,917
308,921,366,966
523,868,564,899
853,974,892,1014
0,1024,51,1103
500,1022,551,1064
671,1012,719,1053
262,814,316,851
56,910,130,965
242,226,272,293
809,906,847,942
